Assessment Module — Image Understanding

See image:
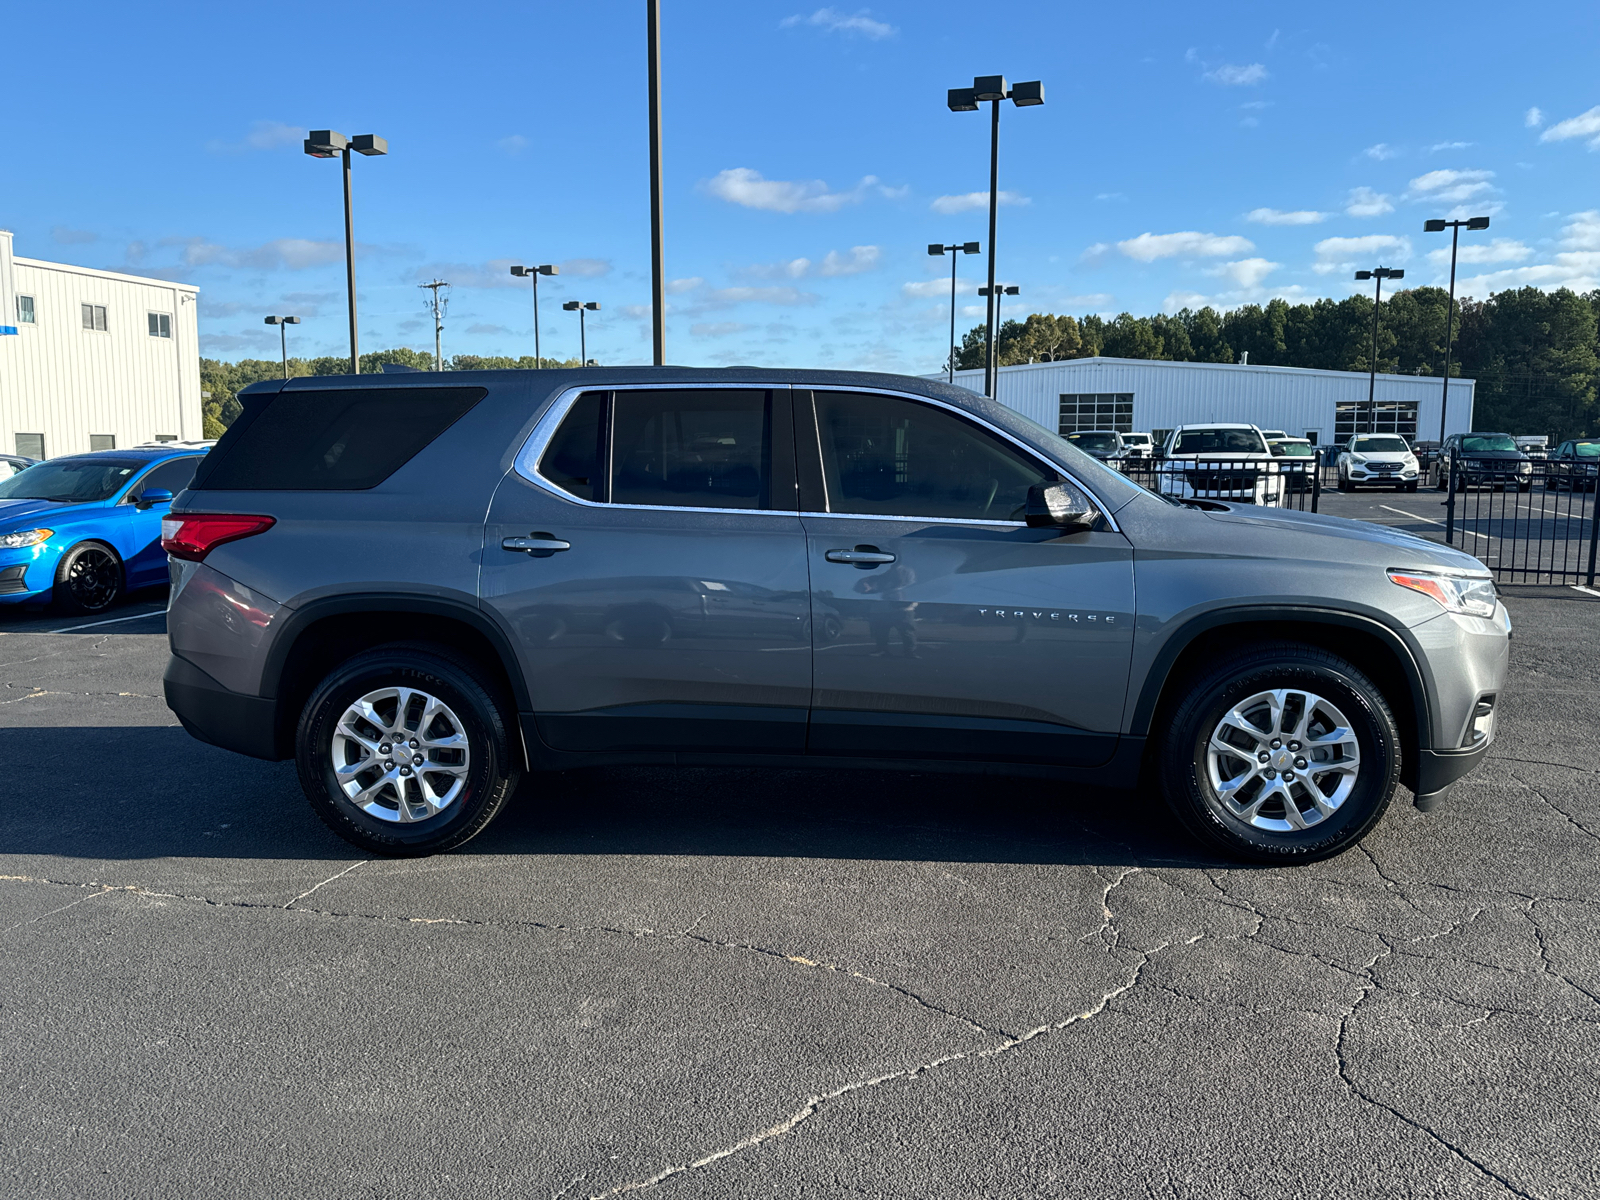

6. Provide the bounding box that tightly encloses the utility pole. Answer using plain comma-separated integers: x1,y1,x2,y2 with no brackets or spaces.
419,279,450,371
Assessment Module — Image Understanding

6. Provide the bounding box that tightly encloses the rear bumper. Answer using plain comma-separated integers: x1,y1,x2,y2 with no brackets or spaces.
163,653,284,760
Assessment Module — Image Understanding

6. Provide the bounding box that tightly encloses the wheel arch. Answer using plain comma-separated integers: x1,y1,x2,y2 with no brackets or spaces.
264,594,530,761
1131,606,1434,790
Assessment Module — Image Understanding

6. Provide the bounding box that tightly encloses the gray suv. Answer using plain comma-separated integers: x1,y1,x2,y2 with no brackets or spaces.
161,369,1509,864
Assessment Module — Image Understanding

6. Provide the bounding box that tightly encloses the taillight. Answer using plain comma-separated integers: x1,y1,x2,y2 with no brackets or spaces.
160,513,276,562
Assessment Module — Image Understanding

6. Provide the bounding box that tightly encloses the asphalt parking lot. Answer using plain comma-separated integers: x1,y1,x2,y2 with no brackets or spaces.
4,568,1599,1198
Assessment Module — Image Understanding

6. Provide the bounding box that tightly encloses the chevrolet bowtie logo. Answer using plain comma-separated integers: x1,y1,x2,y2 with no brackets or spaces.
976,609,1115,624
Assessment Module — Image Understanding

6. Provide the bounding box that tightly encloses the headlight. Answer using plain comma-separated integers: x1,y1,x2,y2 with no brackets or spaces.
1348,454,1367,464
1387,569,1497,618
1517,461,1532,475
0,528,52,550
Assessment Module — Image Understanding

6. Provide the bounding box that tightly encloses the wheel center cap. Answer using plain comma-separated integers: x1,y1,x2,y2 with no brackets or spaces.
1272,750,1295,771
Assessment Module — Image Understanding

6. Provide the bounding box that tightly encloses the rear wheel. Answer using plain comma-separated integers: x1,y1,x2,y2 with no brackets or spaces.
295,644,522,856
53,541,123,614
1157,644,1400,864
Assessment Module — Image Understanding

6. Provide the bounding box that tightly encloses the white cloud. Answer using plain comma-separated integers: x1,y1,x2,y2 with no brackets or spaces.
1525,106,1544,128
1246,207,1328,226
695,286,818,308
1312,234,1411,274
1079,242,1113,265
1428,141,1472,152
1344,187,1395,217
1538,105,1600,150
1364,143,1401,160
466,323,514,337
172,236,345,271
1444,201,1506,221
901,278,978,299
702,167,894,214
929,190,1029,215
1406,168,1496,203
666,277,703,294
497,135,529,154
560,257,612,278
206,120,303,154
1562,210,1600,250
779,7,895,38
1164,291,1212,312
1116,231,1255,261
1208,257,1280,288
819,245,881,276
690,322,753,338
1425,238,1531,267
1205,63,1268,85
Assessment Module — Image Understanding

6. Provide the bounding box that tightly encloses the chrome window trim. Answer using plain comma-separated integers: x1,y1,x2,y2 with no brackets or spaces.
511,379,1119,531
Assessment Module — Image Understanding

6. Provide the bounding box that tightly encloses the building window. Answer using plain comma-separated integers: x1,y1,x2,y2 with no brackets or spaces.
153,434,178,443
82,304,108,332
1059,392,1134,435
16,434,45,460
1335,402,1418,441
148,312,172,338
16,296,35,324
90,434,117,451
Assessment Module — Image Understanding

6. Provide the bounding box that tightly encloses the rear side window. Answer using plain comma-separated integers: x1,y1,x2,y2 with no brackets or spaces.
538,392,604,501
194,387,486,490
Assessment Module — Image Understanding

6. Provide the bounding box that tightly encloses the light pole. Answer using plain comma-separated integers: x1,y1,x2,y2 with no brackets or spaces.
928,241,981,382
647,0,666,366
1424,216,1490,445
263,315,300,379
304,130,388,374
947,75,1043,400
978,284,1019,384
563,301,601,365
1354,266,1405,435
510,264,559,366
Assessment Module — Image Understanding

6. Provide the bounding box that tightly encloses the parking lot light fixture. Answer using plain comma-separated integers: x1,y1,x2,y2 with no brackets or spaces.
946,74,1043,399
563,300,601,366
929,241,981,382
1425,216,1490,445
977,286,1019,381
510,264,560,366
1355,266,1404,434
263,315,300,379
305,128,387,373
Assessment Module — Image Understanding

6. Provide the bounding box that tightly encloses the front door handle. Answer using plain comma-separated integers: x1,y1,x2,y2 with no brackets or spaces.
825,547,896,566
503,534,571,556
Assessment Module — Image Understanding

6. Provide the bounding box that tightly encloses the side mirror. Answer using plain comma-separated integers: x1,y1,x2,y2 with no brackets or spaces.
1026,482,1098,532
135,488,174,510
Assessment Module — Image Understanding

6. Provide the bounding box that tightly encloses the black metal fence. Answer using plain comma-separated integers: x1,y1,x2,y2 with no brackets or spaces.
1113,456,1322,512
1440,452,1598,585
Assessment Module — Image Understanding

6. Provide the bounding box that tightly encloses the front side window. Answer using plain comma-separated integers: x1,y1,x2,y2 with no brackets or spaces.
82,304,107,332
16,296,35,324
813,391,1054,522
148,312,172,338
126,456,201,500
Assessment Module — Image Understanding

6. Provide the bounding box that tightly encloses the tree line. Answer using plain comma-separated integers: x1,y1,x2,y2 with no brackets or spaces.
953,285,1600,441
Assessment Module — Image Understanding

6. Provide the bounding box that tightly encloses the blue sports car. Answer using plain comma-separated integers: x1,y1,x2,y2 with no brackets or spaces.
0,446,210,614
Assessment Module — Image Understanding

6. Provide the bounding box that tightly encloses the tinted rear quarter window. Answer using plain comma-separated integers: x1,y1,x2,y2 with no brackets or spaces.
194,387,486,490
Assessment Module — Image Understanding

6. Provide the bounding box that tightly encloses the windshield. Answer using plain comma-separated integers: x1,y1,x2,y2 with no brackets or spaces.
1462,434,1517,453
1351,436,1410,453
1271,442,1316,457
1124,434,1150,445
0,457,143,503
1574,442,1600,457
1172,429,1266,455
1068,431,1119,451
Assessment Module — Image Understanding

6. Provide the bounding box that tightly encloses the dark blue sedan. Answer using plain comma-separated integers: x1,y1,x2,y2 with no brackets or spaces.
0,446,209,614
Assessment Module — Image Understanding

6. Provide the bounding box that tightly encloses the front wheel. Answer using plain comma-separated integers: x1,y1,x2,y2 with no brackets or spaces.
1157,644,1401,864
53,541,124,614
295,644,522,855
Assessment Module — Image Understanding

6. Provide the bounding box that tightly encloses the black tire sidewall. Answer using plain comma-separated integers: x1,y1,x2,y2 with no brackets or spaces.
53,541,123,614
296,648,515,855
1161,651,1399,863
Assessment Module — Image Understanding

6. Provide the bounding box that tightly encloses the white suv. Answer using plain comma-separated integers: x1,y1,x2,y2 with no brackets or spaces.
1159,423,1283,506
1338,434,1419,492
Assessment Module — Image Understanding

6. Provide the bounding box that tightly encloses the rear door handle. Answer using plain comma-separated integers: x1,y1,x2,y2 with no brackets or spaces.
825,548,895,565
503,534,571,555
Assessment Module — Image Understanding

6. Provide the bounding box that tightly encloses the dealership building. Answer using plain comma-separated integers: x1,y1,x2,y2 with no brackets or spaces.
934,356,1475,447
1,230,202,460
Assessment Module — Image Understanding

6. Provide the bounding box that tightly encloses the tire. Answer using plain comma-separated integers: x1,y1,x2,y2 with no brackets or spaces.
53,541,123,614
1404,481,1418,492
1156,643,1401,864
1337,474,1351,492
295,643,522,856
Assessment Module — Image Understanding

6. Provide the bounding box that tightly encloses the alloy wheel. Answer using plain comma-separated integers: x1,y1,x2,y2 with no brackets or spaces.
1204,688,1361,832
67,548,119,610
331,686,472,822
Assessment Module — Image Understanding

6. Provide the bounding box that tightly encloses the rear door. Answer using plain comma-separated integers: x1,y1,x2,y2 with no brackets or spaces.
797,389,1134,766
482,385,812,754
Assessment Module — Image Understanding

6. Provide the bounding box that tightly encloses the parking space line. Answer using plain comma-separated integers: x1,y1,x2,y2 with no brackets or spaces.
1377,505,1495,543
44,608,167,635
1572,585,1600,599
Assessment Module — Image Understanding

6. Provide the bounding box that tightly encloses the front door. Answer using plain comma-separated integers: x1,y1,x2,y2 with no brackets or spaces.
117,455,203,588
481,386,811,753
798,389,1135,766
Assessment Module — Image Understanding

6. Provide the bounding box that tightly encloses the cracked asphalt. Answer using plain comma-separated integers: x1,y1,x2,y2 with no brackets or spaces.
2,586,1598,1199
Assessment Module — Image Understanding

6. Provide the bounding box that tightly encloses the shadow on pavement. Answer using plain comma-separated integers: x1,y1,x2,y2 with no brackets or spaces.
5,726,1226,869
0,587,169,635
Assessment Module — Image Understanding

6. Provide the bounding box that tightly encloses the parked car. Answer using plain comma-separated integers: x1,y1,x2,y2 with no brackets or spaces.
0,446,208,612
1428,432,1533,492
1265,436,1318,492
0,454,39,481
1337,434,1420,492
1545,439,1599,491
160,371,1507,866
1065,429,1126,461
1121,432,1154,459
1157,423,1284,505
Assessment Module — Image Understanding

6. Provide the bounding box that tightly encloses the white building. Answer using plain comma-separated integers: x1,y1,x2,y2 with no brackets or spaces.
1,230,201,460
931,356,1475,447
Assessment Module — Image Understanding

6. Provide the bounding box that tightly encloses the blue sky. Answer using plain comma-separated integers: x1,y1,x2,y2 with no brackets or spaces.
4,1,1598,374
